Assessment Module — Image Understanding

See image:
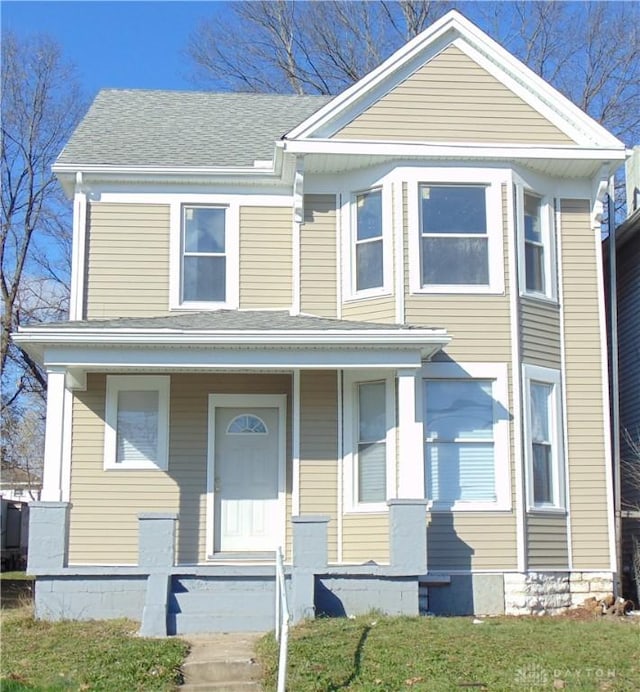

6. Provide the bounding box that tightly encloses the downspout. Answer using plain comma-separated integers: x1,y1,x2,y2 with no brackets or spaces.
607,177,622,594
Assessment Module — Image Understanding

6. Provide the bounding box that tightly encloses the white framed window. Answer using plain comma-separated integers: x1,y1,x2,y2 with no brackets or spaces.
407,169,505,295
104,375,170,470
354,189,384,292
170,200,239,310
523,365,565,511
343,370,395,512
516,186,557,301
344,183,393,301
422,362,510,511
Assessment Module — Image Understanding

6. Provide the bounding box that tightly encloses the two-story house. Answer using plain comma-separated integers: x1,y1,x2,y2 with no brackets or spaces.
15,11,626,635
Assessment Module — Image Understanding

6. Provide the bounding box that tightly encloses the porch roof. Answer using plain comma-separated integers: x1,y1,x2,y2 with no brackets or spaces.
13,311,450,373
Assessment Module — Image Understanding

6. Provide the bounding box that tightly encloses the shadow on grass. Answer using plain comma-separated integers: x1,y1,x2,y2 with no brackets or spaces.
336,624,371,689
0,580,33,610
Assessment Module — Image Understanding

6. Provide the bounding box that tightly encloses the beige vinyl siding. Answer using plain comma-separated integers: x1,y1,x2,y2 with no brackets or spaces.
239,206,292,309
343,514,389,564
335,45,574,145
84,203,170,319
301,195,337,317
526,513,569,569
69,373,291,565
342,297,396,323
299,371,339,562
560,199,610,569
427,514,517,570
520,297,562,368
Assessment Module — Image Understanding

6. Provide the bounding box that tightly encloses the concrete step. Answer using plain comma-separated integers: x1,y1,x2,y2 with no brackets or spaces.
182,659,262,684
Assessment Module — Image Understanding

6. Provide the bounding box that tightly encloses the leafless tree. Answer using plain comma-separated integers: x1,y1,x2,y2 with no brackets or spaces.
185,1,640,146
1,32,85,413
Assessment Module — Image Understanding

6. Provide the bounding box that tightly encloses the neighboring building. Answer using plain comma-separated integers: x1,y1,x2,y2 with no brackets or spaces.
607,147,640,599
0,465,41,503
14,11,626,634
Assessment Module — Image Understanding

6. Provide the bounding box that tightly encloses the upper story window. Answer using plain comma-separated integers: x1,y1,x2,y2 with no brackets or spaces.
420,184,489,286
182,206,227,303
104,375,170,471
517,187,557,301
170,201,239,311
354,189,384,291
407,170,505,295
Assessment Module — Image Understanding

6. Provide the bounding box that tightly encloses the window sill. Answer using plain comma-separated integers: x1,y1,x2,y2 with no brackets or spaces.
171,301,236,311
411,286,504,296
526,505,566,515
343,505,389,515
104,462,167,471
428,502,512,512
520,292,559,307
343,289,393,304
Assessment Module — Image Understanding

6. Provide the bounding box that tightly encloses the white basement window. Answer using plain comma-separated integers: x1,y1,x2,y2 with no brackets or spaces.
104,375,170,470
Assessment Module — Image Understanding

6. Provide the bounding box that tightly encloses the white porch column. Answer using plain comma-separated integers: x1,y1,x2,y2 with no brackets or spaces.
41,367,67,501
397,368,424,497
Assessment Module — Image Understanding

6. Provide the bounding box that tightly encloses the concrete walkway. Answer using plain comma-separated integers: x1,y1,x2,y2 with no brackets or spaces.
180,632,264,691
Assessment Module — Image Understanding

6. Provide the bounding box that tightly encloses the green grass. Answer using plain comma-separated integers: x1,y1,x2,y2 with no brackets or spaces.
258,615,640,691
1,606,188,691
0,571,33,580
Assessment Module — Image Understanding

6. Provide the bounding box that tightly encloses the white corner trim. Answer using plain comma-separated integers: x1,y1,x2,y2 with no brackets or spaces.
393,180,405,324
292,370,301,517
506,178,527,572
291,157,304,315
69,179,88,321
555,199,573,571
336,193,343,319
336,369,344,563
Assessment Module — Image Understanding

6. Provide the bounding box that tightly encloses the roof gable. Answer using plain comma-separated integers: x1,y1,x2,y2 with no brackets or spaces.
286,10,623,149
333,44,574,145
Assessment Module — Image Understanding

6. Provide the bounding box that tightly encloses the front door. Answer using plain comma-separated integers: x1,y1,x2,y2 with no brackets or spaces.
211,400,283,552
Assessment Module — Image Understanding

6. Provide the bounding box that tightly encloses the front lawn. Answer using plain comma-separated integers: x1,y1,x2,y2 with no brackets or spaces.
1,606,188,691
258,614,640,691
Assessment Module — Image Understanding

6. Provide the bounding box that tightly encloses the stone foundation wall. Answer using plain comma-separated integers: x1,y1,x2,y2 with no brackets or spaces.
504,571,614,615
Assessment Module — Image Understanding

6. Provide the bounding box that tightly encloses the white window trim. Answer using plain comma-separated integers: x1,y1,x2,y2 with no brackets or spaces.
422,362,511,511
169,200,239,311
516,185,558,302
104,375,170,471
407,168,505,295
343,369,396,513
343,184,393,302
523,364,565,512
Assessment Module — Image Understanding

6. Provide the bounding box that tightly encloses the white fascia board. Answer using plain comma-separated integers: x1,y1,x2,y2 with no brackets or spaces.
282,139,626,164
40,345,429,371
285,9,623,150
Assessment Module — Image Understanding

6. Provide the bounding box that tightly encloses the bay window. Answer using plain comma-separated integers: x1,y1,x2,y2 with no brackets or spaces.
422,362,510,510
354,189,384,292
523,365,564,510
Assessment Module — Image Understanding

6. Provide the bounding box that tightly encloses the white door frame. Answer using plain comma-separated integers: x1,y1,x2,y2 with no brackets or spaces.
206,393,287,556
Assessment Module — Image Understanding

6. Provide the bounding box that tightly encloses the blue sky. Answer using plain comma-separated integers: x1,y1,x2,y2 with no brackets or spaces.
2,1,223,95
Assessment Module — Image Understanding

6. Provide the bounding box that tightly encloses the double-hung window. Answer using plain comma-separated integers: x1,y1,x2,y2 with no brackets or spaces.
104,375,170,470
422,363,510,510
408,171,504,294
343,371,394,511
420,184,489,286
182,206,227,303
354,189,384,292
523,365,564,510
517,186,556,301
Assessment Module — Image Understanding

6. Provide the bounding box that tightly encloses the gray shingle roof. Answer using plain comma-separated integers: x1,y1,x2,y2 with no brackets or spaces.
37,311,429,332
56,90,331,168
